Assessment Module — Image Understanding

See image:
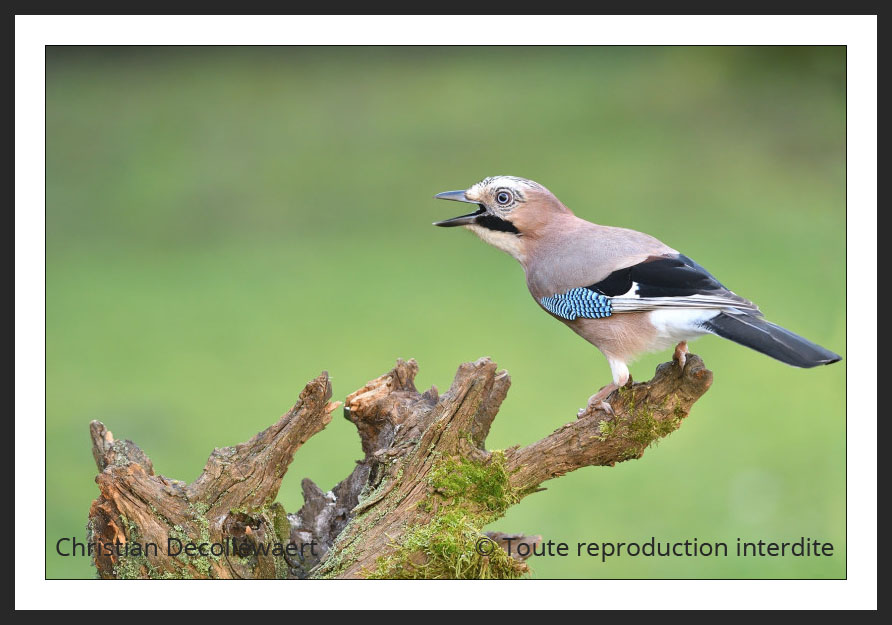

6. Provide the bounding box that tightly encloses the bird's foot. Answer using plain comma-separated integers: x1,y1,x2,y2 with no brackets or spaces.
674,341,688,370
580,383,621,417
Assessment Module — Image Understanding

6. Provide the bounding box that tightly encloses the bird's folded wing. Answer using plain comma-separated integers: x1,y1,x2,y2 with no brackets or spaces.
609,295,758,313
540,254,761,320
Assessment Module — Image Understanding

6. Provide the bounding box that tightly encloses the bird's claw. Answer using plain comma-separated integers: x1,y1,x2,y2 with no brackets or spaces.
582,384,620,417
674,341,688,370
576,395,616,419
579,398,614,418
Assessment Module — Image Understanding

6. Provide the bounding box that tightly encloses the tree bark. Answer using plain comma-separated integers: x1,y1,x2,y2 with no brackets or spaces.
87,352,712,579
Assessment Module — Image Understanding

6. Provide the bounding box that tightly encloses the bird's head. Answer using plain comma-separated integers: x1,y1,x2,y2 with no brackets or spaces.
433,175,569,261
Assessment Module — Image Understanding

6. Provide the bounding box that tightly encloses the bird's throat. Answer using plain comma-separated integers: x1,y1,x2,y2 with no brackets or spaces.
464,223,525,262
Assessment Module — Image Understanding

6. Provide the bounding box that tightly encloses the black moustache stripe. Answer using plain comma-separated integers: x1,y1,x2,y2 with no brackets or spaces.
475,215,520,234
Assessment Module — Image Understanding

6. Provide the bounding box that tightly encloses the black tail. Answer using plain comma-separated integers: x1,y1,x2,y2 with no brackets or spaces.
701,313,841,368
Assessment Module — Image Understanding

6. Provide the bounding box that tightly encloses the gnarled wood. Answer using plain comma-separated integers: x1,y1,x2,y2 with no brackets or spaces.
87,373,337,579
87,352,711,579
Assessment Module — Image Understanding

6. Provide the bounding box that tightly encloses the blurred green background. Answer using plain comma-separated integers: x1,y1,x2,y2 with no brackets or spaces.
46,46,845,579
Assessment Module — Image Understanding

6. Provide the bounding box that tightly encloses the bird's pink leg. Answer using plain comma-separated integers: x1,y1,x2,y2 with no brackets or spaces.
577,358,631,417
582,361,631,417
674,341,688,369
584,383,621,416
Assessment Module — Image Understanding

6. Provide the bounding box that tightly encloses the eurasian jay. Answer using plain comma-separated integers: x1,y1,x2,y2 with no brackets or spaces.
434,176,841,412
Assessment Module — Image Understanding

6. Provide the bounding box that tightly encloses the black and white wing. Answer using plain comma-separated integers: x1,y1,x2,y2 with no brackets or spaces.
589,253,762,314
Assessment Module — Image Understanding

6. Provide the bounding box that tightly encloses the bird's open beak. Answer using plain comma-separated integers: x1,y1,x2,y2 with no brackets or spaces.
433,190,486,227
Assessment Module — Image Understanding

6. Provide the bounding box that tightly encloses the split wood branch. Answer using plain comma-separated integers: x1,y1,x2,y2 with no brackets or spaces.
87,351,711,579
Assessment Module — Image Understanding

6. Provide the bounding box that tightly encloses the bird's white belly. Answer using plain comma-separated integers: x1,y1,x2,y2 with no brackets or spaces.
646,309,718,351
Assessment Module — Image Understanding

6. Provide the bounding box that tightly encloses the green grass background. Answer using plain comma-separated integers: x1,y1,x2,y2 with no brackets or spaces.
45,46,845,579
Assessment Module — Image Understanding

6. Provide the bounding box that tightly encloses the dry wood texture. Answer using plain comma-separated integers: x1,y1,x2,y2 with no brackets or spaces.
87,352,712,579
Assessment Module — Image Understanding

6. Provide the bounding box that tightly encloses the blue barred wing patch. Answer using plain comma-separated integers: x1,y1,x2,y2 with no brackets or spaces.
540,288,612,320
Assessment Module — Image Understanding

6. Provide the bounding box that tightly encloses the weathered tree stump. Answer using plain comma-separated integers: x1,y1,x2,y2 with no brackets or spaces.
87,352,712,579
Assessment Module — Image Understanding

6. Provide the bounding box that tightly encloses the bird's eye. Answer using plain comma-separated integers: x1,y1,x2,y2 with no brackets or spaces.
496,190,512,205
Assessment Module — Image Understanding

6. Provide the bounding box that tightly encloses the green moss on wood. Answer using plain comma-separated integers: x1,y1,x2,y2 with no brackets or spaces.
618,389,683,452
597,418,617,441
366,451,526,580
426,452,517,514
270,502,291,544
